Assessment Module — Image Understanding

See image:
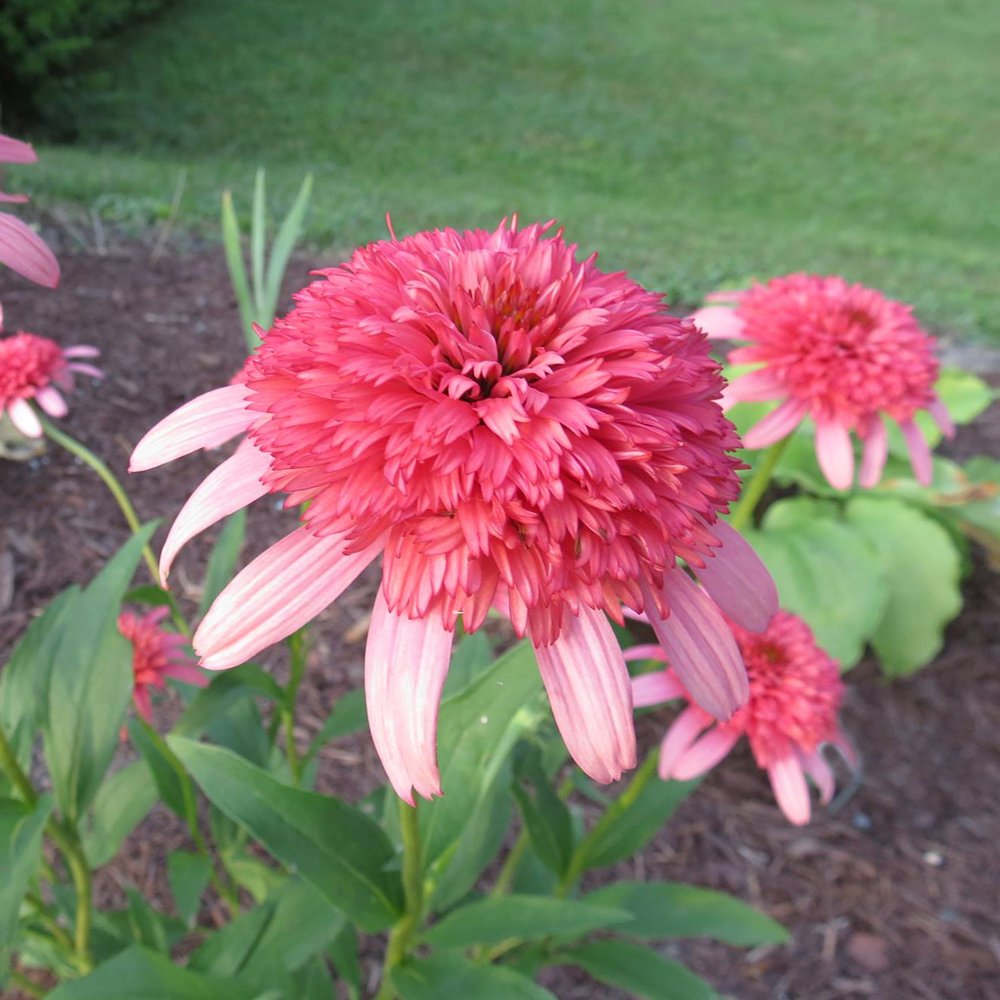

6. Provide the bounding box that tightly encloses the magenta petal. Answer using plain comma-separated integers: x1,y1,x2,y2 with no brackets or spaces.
195,526,381,670
130,384,255,471
858,417,888,489
814,419,855,491
689,306,746,341
672,725,740,781
644,570,749,720
365,589,453,803
927,397,955,439
163,664,210,689
631,669,684,708
160,439,271,585
0,134,37,164
8,398,42,437
695,520,778,633
899,418,933,485
658,704,714,779
743,398,807,450
0,214,59,288
533,605,637,784
798,747,835,804
767,755,811,825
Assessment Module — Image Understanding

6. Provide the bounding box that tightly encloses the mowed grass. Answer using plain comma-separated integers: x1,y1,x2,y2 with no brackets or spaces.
14,0,1000,336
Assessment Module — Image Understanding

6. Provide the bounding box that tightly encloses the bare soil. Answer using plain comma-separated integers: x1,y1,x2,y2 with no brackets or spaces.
1,237,997,1000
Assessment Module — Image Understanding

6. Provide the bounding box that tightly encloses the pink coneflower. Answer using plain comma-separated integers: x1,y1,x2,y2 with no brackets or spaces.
0,331,102,438
0,134,60,288
118,607,207,723
131,219,776,802
692,275,952,490
631,609,853,825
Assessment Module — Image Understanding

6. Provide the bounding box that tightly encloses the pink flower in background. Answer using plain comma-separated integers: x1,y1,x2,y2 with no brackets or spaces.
692,275,952,490
118,607,207,723
0,134,60,288
631,609,853,825
132,218,776,802
0,332,102,438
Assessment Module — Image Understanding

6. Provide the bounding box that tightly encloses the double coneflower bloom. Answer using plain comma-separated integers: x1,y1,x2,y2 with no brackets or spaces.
132,219,777,802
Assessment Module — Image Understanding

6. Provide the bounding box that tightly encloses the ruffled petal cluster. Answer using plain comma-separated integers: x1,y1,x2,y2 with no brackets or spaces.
0,331,102,438
632,609,854,825
118,607,207,723
692,275,952,490
132,219,777,802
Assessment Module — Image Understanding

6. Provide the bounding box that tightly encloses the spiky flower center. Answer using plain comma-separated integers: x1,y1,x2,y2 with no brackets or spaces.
0,332,64,404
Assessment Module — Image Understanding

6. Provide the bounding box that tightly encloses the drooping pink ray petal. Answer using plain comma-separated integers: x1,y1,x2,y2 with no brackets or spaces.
162,663,210,688
630,668,684,708
0,192,30,205
0,214,60,288
672,725,741,781
658,704,714,779
927,397,954,438
66,362,103,379
767,755,811,825
689,305,747,341
533,605,636,784
695,519,778,633
0,134,37,164
365,588,454,803
133,686,154,724
63,345,101,358
815,419,855,490
623,643,668,663
8,397,42,437
130,383,255,471
798,746,835,803
858,417,889,489
742,398,807,450
195,526,381,670
724,368,785,404
34,385,67,418
643,570,749,720
899,418,933,485
159,439,271,585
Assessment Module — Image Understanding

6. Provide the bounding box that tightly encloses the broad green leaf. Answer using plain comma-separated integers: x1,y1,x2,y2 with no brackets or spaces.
585,881,789,945
421,895,631,950
225,853,287,903
393,953,556,1000
170,738,403,930
129,720,195,823
123,886,172,954
167,851,212,927
560,939,718,1000
205,689,272,767
81,761,158,868
845,497,963,675
328,924,362,1000
197,510,247,618
46,944,260,999
512,745,574,878
442,630,495,699
45,525,158,822
302,688,367,766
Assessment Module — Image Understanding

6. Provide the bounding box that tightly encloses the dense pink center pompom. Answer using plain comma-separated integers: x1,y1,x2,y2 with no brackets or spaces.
242,220,743,643
0,332,66,406
731,274,939,429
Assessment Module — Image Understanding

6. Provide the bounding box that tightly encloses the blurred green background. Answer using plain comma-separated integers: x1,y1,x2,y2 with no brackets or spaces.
8,0,999,337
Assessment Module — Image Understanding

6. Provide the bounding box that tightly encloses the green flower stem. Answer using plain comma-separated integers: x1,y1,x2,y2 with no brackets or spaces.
282,630,309,784
729,436,791,532
10,969,45,999
0,723,36,805
25,892,75,954
39,417,190,636
376,800,424,1000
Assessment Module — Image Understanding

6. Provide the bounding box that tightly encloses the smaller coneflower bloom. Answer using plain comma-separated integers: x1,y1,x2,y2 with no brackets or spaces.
0,332,102,438
118,607,207,723
691,275,953,490
630,609,853,825
0,134,60,288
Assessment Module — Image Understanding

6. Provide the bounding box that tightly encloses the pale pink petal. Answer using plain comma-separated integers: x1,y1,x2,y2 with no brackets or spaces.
814,419,855,491
130,383,255,471
0,192,29,205
163,664,210,688
798,747,835,804
672,725,741,781
8,398,42,437
533,605,637,784
724,368,785,403
0,214,59,288
689,306,746,341
695,519,778,633
767,755,811,825
34,385,67,418
829,727,859,770
703,289,746,306
195,526,382,670
133,686,154,723
62,345,101,359
631,669,684,708
365,589,453,803
927,397,955,439
67,362,103,379
159,439,271,585
623,643,668,664
643,570,749,720
658,704,714,779
742,398,807,450
858,417,888,489
899,418,933,486
0,134,37,164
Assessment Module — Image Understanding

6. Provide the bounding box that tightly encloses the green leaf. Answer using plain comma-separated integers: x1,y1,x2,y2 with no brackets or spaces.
328,923,361,1000
746,499,887,666
46,945,260,999
393,953,556,1000
251,168,267,319
442,630,495,699
129,719,195,823
45,524,158,822
122,886,172,954
221,190,257,351
584,881,789,946
81,761,158,868
845,497,963,675
197,510,247,618
512,746,574,878
167,851,212,927
302,688,367,767
422,895,631,950
560,939,718,1000
263,173,313,326
170,738,403,931
0,795,52,973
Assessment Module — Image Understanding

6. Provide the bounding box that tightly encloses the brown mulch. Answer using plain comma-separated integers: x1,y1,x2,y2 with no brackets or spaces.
1,237,998,1000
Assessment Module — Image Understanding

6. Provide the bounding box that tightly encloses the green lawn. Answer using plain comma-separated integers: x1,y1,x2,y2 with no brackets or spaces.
12,0,1000,336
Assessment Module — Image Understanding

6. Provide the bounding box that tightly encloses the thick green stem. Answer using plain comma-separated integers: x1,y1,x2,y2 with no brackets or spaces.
729,436,790,532
283,630,309,784
25,892,75,954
